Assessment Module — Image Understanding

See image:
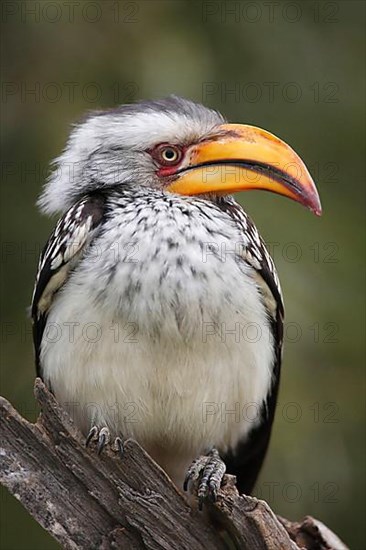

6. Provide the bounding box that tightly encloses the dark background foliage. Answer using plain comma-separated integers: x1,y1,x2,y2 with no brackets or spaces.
1,1,365,548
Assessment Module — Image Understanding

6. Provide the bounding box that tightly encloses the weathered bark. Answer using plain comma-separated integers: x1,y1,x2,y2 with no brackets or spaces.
0,379,348,550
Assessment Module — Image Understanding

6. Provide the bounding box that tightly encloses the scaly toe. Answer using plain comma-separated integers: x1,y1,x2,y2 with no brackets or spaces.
183,455,209,492
184,448,226,510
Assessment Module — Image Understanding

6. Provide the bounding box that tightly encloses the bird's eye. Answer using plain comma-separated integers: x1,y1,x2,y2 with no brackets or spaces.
152,144,183,167
162,147,179,162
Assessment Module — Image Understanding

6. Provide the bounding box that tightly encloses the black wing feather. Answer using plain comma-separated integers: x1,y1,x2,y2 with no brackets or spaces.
218,197,284,495
31,194,106,376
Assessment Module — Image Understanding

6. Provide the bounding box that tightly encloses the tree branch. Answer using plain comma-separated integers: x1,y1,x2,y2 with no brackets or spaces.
0,380,348,549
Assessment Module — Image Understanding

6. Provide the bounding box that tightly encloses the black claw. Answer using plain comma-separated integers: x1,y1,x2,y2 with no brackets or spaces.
86,427,123,458
114,437,124,458
209,486,217,503
97,433,106,454
97,427,110,455
86,426,98,447
183,474,190,492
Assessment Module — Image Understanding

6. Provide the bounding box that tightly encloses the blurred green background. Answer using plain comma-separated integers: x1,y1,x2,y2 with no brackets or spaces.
1,1,365,548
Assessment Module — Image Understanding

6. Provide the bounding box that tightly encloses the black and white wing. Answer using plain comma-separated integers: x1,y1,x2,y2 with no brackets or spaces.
218,197,284,495
31,194,106,376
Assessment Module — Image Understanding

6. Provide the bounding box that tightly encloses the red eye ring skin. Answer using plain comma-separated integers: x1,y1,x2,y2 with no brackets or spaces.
150,143,186,175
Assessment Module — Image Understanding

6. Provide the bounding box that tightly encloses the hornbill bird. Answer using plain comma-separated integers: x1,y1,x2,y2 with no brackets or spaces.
32,96,321,507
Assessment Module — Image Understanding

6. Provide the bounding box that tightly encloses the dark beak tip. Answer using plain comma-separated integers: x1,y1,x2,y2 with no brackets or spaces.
304,186,322,216
309,200,322,217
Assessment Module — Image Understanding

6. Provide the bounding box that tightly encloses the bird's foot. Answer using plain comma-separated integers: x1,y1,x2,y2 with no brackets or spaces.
85,426,124,457
184,448,226,510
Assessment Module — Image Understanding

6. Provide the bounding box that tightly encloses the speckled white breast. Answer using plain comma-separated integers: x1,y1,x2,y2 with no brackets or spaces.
40,195,274,486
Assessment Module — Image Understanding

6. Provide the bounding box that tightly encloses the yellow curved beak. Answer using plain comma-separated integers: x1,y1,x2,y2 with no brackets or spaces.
167,123,322,216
